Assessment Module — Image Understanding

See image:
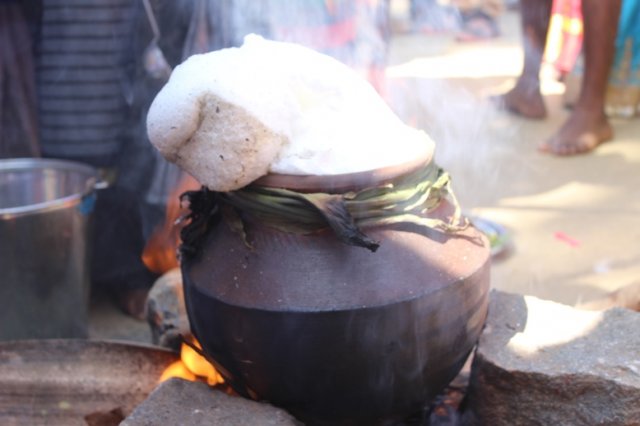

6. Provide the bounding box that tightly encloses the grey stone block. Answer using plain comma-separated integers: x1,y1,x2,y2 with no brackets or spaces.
464,290,640,426
121,378,301,426
146,268,189,351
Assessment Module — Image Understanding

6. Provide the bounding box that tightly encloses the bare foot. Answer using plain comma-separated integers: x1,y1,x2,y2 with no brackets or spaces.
492,81,547,119
538,109,613,156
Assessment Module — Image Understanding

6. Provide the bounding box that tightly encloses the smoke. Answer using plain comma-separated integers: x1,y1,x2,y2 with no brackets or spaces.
386,76,522,210
205,0,523,212
196,1,527,209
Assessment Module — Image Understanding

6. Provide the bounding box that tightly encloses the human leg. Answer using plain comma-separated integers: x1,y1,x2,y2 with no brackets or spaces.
495,0,552,119
540,0,622,155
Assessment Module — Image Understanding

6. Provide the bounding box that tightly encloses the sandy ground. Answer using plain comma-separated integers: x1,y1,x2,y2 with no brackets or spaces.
89,8,640,342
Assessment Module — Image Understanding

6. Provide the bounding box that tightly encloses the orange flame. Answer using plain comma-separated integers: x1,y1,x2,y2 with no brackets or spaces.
146,177,224,387
142,174,199,274
160,339,225,386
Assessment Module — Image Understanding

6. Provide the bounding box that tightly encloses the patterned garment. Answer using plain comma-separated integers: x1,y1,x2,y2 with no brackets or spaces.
544,0,583,75
36,0,135,166
35,0,175,294
607,0,640,117
546,0,640,118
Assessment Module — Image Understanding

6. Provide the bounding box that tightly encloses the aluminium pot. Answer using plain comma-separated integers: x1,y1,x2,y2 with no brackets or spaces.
0,158,102,340
181,155,491,425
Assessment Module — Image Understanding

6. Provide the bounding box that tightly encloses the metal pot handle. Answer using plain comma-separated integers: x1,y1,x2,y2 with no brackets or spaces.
93,179,109,190
78,175,109,215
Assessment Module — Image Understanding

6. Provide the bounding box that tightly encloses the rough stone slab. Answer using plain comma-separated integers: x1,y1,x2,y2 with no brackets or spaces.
121,378,301,426
578,280,640,312
146,268,189,351
463,290,640,426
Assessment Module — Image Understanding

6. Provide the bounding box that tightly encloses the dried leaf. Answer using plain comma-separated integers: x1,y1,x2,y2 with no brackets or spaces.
207,163,467,251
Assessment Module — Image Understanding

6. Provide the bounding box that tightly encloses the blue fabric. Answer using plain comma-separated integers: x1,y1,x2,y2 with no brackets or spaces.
612,0,640,85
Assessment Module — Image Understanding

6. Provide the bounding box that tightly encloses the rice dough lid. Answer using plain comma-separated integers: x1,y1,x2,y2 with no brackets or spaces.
146,35,434,191
146,41,290,192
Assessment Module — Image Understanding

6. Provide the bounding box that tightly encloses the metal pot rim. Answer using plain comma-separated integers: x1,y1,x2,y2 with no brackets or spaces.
0,158,99,218
254,150,433,193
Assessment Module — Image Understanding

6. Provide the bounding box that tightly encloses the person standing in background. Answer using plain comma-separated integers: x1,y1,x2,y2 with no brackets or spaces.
35,0,193,318
547,0,640,120
495,0,623,155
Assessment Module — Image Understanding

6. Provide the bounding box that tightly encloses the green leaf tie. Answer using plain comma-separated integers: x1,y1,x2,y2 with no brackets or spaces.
219,162,468,251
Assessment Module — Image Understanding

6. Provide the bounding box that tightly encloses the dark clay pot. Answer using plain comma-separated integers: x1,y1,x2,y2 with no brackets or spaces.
182,157,491,425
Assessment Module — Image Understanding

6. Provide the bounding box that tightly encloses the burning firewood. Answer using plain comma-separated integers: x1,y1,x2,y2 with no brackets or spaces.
159,338,224,387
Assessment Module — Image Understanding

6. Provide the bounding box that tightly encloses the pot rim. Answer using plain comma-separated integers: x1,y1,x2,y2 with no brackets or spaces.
254,149,434,193
0,158,98,218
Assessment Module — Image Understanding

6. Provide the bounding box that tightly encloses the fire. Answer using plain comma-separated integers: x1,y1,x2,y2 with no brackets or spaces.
142,174,199,274
160,339,224,386
142,175,222,386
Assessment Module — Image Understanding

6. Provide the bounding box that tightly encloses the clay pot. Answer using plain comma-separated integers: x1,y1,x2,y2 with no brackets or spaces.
181,156,490,425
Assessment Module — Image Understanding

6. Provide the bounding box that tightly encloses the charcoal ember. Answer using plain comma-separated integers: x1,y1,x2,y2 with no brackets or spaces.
415,360,469,426
145,268,189,351
463,290,640,425
426,376,467,425
121,378,301,426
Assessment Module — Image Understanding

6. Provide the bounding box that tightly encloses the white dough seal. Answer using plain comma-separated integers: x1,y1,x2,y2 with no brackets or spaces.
147,35,434,191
